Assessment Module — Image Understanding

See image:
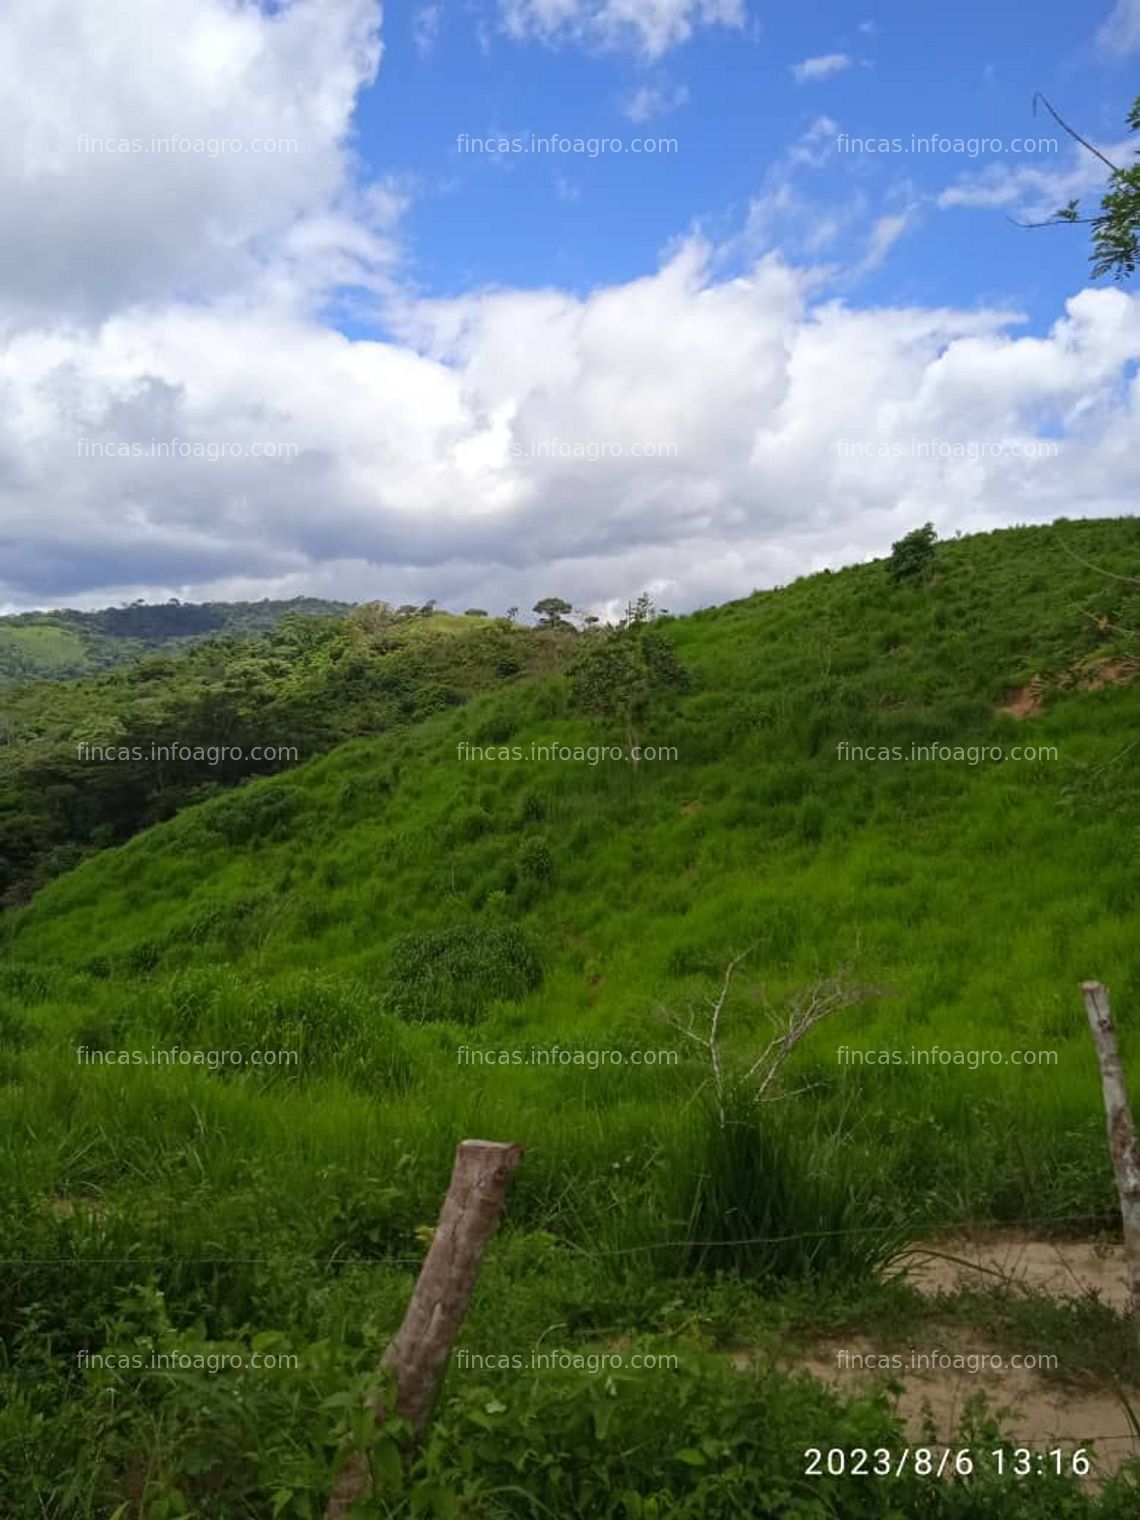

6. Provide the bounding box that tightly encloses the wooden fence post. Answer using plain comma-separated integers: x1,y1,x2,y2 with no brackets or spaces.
1081,981,1140,1335
325,1138,524,1517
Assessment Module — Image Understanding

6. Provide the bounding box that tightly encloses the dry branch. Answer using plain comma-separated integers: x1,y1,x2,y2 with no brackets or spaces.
662,951,881,1123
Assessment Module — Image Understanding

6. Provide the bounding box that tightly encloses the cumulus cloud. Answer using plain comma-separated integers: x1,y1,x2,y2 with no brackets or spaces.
0,0,386,325
1097,0,1140,53
1,0,1139,622
4,242,1139,617
498,0,746,58
791,53,852,84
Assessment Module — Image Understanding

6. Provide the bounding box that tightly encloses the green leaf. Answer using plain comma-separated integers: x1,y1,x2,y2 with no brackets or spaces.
371,1436,405,1491
674,1447,707,1466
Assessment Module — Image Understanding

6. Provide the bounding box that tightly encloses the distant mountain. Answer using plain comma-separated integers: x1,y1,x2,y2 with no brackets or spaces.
0,598,353,685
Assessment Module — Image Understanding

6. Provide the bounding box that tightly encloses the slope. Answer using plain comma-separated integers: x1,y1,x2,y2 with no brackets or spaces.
2,516,1140,1514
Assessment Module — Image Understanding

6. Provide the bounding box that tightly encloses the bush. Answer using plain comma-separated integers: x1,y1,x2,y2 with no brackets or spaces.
202,784,300,845
382,923,543,1023
446,806,493,844
888,522,938,585
516,789,547,823
516,836,553,881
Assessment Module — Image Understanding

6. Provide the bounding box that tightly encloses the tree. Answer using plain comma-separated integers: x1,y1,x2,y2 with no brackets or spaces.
623,591,659,627
1020,94,1140,282
463,608,488,617
532,596,574,630
888,522,937,586
347,600,397,636
568,616,689,764
505,606,519,623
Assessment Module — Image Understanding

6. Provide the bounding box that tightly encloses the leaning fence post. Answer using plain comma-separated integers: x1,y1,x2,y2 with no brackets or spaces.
325,1138,524,1517
1081,981,1140,1336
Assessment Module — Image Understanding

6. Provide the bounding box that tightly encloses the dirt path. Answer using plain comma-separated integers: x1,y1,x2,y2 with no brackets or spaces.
773,1234,1139,1476
897,1231,1130,1312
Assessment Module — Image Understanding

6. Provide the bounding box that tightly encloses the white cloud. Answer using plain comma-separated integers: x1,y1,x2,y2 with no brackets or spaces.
937,137,1129,220
787,115,839,168
731,116,901,272
791,53,852,84
0,0,387,326
856,210,914,273
622,81,690,122
413,4,443,56
498,0,746,58
1097,0,1140,53
4,244,1139,618
1,0,1138,624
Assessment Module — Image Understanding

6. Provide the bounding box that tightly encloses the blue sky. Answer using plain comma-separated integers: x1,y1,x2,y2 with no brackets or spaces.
0,0,1137,618
357,1,1137,331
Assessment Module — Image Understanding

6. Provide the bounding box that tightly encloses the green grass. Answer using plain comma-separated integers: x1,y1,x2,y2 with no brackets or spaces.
2,517,1140,1514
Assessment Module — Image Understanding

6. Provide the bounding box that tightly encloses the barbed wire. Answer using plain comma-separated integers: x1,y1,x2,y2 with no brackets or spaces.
0,1205,1126,1266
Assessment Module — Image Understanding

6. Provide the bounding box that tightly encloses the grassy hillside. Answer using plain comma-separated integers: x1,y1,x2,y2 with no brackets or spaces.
3,518,1140,1515
0,597,352,685
0,606,565,904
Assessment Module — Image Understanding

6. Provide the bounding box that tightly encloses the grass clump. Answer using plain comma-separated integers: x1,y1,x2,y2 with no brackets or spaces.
382,922,543,1023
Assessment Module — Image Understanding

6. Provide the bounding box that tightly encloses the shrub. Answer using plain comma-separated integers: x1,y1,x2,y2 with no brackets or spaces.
516,789,547,823
382,922,542,1023
517,836,553,882
446,806,493,844
202,784,300,845
888,522,938,586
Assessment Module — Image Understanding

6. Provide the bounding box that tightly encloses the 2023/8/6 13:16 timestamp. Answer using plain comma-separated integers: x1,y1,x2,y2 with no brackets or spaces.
804,1447,1093,1479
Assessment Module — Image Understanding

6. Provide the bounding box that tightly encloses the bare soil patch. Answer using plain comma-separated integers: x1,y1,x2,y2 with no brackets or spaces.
999,654,1139,718
776,1330,1137,1472
769,1234,1139,1476
998,677,1047,719
896,1232,1129,1311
